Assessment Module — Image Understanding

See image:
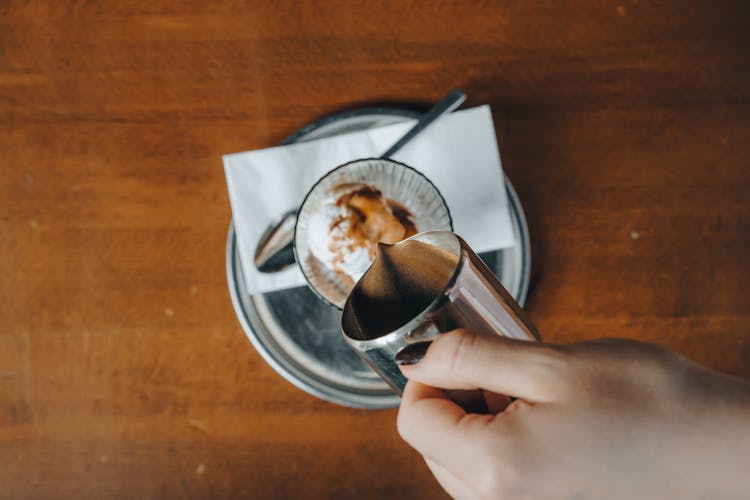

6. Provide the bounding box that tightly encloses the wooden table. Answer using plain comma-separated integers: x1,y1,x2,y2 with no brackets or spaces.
2,1,749,498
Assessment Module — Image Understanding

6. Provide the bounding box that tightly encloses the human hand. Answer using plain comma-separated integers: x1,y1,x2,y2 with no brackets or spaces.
396,330,750,500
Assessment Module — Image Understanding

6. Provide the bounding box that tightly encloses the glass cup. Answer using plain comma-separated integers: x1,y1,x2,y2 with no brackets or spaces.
295,158,453,308
341,230,539,395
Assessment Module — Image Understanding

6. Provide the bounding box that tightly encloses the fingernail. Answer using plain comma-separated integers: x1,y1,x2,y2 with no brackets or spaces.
395,342,431,366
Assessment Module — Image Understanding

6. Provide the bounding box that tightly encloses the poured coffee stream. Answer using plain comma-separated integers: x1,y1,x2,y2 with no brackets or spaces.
349,239,459,340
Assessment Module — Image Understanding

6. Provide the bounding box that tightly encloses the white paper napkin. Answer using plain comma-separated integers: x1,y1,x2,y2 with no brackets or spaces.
224,105,515,295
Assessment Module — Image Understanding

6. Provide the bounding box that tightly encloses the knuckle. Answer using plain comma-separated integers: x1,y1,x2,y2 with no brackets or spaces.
639,345,689,390
455,412,490,435
526,345,572,393
540,345,573,375
532,344,570,372
445,329,481,377
598,339,680,377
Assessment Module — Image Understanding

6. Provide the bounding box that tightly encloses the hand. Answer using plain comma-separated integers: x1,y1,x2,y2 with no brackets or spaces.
396,330,750,500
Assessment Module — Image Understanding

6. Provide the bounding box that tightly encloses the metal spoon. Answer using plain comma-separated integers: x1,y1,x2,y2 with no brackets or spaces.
254,88,466,273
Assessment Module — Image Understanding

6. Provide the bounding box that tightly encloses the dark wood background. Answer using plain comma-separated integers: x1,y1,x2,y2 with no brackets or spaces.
2,1,749,498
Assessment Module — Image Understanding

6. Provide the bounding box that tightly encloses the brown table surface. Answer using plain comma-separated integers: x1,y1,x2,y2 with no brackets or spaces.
2,1,749,498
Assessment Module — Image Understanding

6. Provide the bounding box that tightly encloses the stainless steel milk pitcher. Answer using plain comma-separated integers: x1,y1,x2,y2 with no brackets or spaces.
341,230,539,395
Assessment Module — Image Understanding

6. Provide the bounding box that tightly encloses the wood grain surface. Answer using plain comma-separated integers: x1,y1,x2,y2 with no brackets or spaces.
2,1,749,498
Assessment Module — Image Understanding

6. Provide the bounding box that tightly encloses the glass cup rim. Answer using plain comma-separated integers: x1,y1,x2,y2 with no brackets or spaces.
294,157,454,309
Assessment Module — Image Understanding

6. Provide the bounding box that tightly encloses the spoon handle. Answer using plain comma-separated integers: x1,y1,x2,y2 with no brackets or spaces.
379,88,466,159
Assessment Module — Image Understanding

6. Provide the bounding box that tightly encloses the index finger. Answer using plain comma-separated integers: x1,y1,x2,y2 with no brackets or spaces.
399,329,567,402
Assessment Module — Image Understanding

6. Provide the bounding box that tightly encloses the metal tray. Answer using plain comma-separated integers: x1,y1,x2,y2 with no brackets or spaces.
226,107,532,409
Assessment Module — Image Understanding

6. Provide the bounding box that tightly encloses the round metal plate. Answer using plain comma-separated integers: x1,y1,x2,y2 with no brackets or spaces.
226,107,532,409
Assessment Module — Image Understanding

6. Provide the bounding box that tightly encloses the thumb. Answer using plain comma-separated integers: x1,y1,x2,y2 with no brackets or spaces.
397,329,567,402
